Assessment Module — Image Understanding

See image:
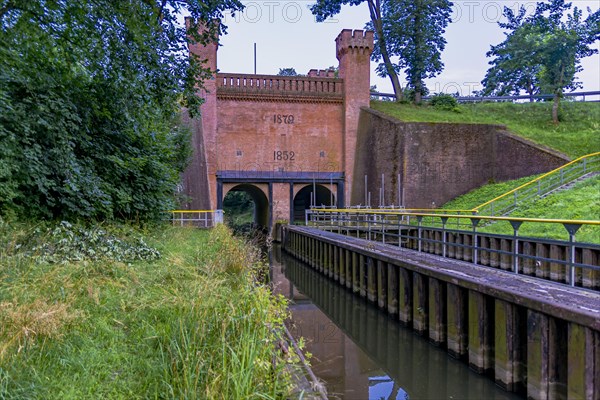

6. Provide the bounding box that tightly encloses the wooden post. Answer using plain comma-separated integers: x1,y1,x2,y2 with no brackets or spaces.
494,299,525,392
527,311,567,399
582,248,599,290
428,277,446,346
377,259,387,310
567,323,599,399
412,272,428,335
339,246,345,285
480,236,490,266
468,290,493,374
352,251,360,294
398,267,412,325
447,284,468,359
359,254,366,297
387,263,399,316
346,249,353,289
367,257,377,303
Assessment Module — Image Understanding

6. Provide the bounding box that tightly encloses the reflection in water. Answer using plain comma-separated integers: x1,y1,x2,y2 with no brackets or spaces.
270,245,522,400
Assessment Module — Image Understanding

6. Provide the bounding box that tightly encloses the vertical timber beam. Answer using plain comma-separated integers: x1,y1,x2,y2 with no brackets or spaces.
367,257,377,303
339,247,345,285
358,254,366,298
398,267,412,325
494,300,525,392
352,252,360,294
377,259,387,309
387,263,399,316
468,290,493,374
428,277,446,346
412,272,428,335
527,311,568,400
447,284,468,359
346,249,353,289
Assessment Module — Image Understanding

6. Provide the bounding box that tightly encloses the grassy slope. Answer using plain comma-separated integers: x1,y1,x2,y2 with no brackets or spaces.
371,101,600,158
440,172,599,244
440,174,544,210
0,223,293,399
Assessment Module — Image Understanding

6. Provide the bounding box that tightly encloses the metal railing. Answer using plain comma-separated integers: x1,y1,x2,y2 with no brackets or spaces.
169,210,224,228
370,90,600,103
305,208,600,288
473,152,600,216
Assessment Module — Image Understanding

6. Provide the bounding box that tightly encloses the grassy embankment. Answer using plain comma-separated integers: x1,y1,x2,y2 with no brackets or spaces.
0,222,295,399
442,175,600,244
371,101,599,243
371,101,600,158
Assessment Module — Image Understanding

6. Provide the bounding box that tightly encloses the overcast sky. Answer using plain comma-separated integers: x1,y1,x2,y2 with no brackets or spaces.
214,0,600,97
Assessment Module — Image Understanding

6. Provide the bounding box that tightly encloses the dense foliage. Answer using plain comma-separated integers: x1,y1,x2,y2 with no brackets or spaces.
482,0,599,123
428,93,459,111
277,67,299,76
0,0,243,221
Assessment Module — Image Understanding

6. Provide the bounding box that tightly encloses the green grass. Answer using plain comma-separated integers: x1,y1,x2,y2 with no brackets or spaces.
440,174,544,211
371,101,600,158
440,175,600,243
478,175,600,244
0,222,294,399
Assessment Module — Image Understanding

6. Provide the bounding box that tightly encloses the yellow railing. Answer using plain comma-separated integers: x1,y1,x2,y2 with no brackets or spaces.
304,208,600,287
472,152,600,216
308,208,600,226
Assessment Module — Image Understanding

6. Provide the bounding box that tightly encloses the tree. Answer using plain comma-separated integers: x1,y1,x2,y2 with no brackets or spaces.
374,0,452,103
310,0,405,101
0,0,243,220
481,7,541,101
483,0,599,122
277,67,299,76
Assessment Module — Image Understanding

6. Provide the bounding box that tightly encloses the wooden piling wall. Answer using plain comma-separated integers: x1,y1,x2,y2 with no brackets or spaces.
284,226,600,399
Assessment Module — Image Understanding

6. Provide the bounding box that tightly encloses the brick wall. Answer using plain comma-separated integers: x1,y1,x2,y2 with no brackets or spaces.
351,108,569,208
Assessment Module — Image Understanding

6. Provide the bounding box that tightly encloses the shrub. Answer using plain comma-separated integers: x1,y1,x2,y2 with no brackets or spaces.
429,93,459,110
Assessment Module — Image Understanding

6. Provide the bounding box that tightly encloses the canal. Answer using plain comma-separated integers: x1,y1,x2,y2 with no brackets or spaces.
270,244,522,400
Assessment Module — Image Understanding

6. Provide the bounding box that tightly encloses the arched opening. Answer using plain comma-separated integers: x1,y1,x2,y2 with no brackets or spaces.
293,184,335,222
223,184,269,230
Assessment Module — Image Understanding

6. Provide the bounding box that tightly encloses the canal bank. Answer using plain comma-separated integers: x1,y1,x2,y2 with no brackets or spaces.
281,226,600,399
271,245,521,399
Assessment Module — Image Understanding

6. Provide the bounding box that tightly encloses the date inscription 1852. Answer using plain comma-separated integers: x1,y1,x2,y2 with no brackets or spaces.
273,150,295,161
273,114,294,124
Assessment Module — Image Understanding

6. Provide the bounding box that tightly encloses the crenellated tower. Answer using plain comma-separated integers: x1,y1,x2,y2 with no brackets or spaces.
182,25,373,227
183,18,219,210
336,29,374,202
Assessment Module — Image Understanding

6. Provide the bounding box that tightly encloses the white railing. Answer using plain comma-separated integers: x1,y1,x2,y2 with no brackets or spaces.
169,210,223,228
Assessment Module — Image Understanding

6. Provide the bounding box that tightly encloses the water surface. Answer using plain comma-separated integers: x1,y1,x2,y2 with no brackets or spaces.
270,245,522,400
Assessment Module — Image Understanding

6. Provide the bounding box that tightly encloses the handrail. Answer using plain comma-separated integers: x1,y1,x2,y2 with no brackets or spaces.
371,90,600,102
170,209,218,213
305,208,600,288
308,208,600,227
169,210,224,227
473,152,600,213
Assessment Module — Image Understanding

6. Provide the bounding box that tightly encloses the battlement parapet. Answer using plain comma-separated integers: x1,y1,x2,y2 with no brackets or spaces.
216,73,344,102
335,29,374,59
307,69,336,78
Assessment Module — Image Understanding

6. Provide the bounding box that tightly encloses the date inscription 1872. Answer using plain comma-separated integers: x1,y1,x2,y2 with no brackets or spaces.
273,114,294,124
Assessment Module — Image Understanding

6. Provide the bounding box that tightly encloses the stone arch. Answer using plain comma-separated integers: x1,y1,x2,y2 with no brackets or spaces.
223,183,269,227
292,184,335,222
